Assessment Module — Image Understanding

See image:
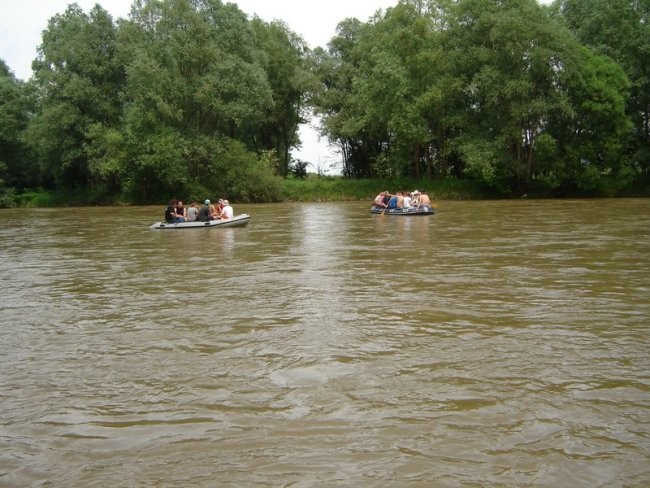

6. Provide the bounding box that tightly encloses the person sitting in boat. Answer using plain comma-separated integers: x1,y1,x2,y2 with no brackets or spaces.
402,192,412,208
210,201,221,219
374,191,391,208
220,200,234,220
373,191,386,207
164,199,177,223
410,190,420,207
416,190,431,208
215,199,225,216
187,201,199,222
387,193,398,209
197,199,213,222
396,191,405,208
165,199,186,223
175,200,187,221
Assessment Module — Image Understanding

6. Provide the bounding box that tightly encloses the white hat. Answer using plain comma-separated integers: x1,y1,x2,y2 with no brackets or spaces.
204,199,210,205
223,200,229,205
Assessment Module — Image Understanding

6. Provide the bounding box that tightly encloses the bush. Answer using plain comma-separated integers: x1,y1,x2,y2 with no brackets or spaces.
0,187,17,208
233,163,284,202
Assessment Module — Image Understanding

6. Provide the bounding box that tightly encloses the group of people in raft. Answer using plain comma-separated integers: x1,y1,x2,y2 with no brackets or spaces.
164,198,233,223
373,190,432,210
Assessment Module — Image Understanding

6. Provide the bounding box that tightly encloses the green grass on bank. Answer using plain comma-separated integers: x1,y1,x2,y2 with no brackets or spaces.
9,172,649,208
14,188,131,208
8,176,490,207
281,175,491,202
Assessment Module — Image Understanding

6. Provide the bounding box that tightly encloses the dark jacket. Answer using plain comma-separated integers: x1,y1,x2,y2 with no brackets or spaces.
197,205,211,222
164,206,175,223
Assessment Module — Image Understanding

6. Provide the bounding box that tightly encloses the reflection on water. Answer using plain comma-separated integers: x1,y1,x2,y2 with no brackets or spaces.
0,200,649,487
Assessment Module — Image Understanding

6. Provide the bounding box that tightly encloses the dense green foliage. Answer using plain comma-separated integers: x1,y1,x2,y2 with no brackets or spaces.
313,0,647,196
0,0,648,207
281,174,489,201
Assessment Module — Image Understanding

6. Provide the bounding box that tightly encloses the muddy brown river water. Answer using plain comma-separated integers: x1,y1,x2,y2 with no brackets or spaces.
1,199,648,487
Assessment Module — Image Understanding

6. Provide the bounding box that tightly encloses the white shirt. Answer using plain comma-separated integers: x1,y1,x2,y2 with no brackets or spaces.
221,205,233,219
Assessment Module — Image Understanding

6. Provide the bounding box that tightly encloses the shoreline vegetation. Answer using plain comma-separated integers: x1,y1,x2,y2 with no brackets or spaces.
2,1,649,210
9,173,650,208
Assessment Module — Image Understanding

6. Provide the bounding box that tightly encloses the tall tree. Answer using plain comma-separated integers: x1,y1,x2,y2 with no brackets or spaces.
252,19,312,177
27,4,123,191
555,0,650,180
117,0,275,199
314,17,384,177
0,61,36,193
449,0,568,192
546,46,631,194
351,0,459,179
442,0,630,194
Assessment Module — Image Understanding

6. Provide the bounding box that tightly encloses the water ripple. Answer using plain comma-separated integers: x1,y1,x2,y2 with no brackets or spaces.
1,201,649,487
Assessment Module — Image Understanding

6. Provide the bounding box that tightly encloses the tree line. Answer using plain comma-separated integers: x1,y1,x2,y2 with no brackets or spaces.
0,0,648,206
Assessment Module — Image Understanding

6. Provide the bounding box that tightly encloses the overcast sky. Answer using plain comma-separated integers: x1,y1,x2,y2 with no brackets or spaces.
1,0,399,80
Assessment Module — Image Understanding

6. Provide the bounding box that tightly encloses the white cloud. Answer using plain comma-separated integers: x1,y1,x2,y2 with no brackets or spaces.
1,1,132,81
0,0,395,80
233,0,395,49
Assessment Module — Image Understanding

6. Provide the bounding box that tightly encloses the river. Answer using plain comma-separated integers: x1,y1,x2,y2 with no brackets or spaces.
1,199,649,487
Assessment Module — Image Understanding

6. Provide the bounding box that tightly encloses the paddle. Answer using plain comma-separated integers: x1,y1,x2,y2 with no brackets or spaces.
381,192,395,215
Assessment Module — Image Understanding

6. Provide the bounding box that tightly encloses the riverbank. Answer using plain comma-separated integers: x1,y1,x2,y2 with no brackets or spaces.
7,173,649,207
7,177,485,207
281,175,492,202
